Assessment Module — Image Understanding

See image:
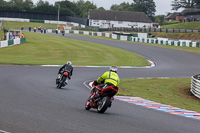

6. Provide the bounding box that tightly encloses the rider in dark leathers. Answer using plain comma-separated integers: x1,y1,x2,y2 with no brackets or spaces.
56,61,73,84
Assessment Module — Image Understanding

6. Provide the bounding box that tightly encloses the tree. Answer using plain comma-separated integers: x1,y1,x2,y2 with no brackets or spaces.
0,0,10,10
98,7,105,10
154,15,165,24
9,0,24,11
79,1,97,18
34,0,56,13
171,0,199,10
110,2,134,11
23,0,34,11
133,0,156,20
55,0,79,16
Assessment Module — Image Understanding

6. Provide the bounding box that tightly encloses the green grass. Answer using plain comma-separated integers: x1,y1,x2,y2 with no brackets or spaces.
2,21,65,30
163,21,179,25
161,22,200,30
0,31,149,66
118,78,200,113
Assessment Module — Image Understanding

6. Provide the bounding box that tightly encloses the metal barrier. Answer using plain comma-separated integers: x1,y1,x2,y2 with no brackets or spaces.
191,74,200,98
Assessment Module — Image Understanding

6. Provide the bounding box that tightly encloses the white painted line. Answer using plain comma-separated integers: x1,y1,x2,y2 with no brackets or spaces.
83,80,93,90
0,130,10,133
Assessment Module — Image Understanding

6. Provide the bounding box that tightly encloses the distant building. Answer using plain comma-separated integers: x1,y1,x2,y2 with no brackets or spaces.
88,9,153,28
165,12,182,21
165,8,200,22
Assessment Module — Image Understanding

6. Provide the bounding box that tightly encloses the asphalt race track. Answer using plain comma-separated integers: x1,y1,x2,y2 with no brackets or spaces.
0,32,200,133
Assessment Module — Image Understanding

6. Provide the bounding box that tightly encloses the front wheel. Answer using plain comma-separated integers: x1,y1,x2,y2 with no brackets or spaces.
97,96,111,113
85,97,91,110
56,81,62,88
57,76,66,89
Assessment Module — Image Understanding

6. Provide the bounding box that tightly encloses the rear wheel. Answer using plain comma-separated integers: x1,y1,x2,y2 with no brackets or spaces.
97,96,111,113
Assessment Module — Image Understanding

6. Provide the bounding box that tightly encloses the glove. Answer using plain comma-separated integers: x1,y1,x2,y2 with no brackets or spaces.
92,80,98,86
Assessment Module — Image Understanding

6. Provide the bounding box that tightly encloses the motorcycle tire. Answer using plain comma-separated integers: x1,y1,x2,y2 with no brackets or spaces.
97,96,111,113
57,83,62,89
85,98,91,110
57,76,66,89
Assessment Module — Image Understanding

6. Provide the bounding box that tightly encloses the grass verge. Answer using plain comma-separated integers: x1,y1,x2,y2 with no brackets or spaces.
118,78,200,113
161,22,200,30
0,31,149,66
2,21,65,30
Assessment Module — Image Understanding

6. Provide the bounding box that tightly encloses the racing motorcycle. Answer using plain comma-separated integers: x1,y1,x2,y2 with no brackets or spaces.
85,82,118,113
56,71,69,88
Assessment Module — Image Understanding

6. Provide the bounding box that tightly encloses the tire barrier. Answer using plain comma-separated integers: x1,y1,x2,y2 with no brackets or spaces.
48,29,200,48
0,38,26,48
191,74,200,98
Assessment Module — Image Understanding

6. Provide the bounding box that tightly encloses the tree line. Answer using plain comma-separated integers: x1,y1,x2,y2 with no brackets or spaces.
0,0,99,18
0,0,156,20
0,0,200,23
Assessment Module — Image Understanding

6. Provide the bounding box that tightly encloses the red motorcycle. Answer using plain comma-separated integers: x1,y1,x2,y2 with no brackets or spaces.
56,71,69,89
85,82,118,113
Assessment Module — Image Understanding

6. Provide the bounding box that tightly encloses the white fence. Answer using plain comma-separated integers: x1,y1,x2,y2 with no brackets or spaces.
191,74,200,98
0,17,29,22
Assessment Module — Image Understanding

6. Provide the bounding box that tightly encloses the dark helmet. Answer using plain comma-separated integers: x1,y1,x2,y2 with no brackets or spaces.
110,66,117,73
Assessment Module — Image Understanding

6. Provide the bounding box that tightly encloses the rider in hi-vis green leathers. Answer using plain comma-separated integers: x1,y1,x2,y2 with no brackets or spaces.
96,66,120,86
91,66,119,106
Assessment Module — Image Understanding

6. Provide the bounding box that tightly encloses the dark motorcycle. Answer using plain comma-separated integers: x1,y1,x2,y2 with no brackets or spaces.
85,82,118,113
56,71,69,88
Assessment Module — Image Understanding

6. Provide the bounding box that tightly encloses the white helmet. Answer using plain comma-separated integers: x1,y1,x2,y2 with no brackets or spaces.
67,61,72,65
110,66,117,73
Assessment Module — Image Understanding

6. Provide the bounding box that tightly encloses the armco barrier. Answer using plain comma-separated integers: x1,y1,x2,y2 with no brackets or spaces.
30,19,44,23
8,39,14,46
20,38,26,44
0,40,8,48
0,38,26,48
83,31,89,35
191,74,200,98
131,37,200,48
14,38,20,45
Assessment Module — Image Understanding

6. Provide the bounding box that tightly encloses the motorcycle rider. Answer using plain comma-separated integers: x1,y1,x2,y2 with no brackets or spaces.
92,66,120,99
56,61,73,84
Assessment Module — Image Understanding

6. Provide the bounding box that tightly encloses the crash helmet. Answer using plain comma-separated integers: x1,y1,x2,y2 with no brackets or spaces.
67,61,72,65
110,66,117,73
